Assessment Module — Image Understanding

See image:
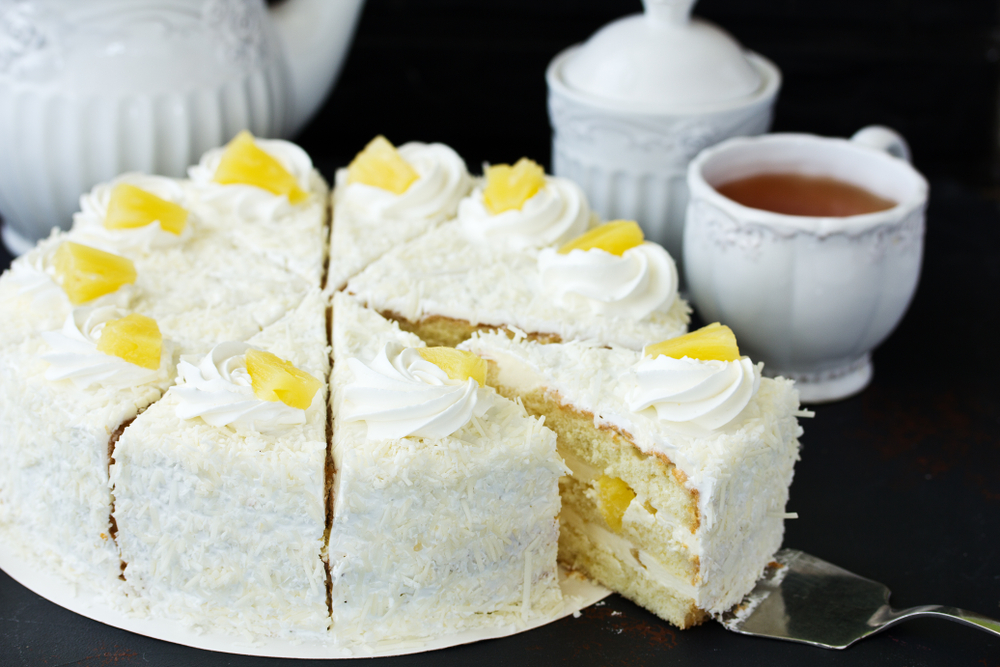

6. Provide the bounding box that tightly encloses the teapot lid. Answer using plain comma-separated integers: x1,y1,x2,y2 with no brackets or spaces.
559,0,764,111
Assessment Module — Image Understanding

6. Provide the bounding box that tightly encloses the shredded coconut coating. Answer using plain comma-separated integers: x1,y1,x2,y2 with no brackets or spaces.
186,170,329,287
0,334,174,595
463,331,803,614
347,220,690,350
327,144,473,292
329,293,564,644
110,289,330,638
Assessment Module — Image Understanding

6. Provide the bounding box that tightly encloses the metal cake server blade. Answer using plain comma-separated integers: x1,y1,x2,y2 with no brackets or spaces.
719,548,1000,649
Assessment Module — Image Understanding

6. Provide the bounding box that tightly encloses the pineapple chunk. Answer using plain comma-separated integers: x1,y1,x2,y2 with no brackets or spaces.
597,475,636,533
558,220,644,256
417,347,486,386
104,183,188,235
346,135,419,195
482,158,546,215
52,241,137,305
245,349,321,410
644,322,741,362
213,130,308,203
96,313,162,370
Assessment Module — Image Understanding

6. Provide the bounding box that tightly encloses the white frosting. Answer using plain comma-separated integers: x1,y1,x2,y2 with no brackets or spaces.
329,293,564,644
0,334,171,592
41,306,173,389
339,341,487,439
110,290,330,637
629,355,760,432
346,220,690,351
188,136,317,221
70,173,193,253
335,142,471,222
327,142,473,291
537,242,679,319
459,175,591,249
3,241,66,310
172,341,308,432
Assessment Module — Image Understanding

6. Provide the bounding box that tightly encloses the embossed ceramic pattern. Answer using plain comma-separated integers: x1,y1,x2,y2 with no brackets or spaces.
0,0,363,254
546,41,780,270
684,130,928,402
548,47,778,264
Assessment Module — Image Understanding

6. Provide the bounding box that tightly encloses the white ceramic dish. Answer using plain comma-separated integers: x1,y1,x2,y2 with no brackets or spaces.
0,530,610,659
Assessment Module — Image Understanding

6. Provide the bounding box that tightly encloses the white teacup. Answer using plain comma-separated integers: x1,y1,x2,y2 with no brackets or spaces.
683,127,928,402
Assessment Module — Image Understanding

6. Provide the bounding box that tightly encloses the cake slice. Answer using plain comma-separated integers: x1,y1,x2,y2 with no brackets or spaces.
328,292,564,644
109,288,330,637
462,325,804,627
187,131,330,287
327,136,472,291
347,165,689,349
0,305,176,590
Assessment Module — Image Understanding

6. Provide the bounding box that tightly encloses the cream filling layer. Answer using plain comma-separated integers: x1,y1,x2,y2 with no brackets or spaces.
561,505,699,603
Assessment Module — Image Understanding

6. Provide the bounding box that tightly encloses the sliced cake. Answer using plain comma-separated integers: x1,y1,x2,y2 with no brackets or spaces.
110,288,330,637
328,292,564,644
462,323,804,628
327,136,472,291
0,303,176,590
187,131,330,287
347,162,689,349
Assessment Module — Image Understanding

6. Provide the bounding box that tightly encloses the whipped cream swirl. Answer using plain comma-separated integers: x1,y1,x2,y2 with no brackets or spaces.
339,341,487,440
188,137,316,221
41,306,171,389
537,242,679,319
71,173,193,252
173,342,308,432
336,142,472,222
4,241,66,309
459,175,591,249
628,355,760,431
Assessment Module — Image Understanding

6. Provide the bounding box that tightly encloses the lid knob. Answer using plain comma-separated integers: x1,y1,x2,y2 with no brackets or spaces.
642,0,696,26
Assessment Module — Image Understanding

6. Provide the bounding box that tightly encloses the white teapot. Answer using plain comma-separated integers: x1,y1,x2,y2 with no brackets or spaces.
0,0,364,253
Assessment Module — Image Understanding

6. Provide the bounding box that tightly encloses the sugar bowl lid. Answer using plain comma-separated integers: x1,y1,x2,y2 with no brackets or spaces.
559,0,765,111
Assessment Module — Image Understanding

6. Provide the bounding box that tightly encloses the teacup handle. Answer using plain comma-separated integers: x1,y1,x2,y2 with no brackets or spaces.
850,125,912,163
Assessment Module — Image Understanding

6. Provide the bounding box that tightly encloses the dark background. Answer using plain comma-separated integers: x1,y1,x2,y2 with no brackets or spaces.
2,1,999,665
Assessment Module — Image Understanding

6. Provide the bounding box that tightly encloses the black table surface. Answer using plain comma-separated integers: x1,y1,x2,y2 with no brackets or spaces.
1,175,998,666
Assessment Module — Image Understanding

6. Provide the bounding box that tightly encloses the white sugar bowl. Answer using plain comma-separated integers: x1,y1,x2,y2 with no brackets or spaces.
546,0,780,271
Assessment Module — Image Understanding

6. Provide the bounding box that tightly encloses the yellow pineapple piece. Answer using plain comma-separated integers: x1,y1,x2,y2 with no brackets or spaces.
245,349,321,410
644,322,741,362
346,135,419,195
597,475,636,533
96,313,162,370
482,157,546,215
417,347,486,386
104,183,188,235
558,220,644,256
213,130,308,204
52,241,137,305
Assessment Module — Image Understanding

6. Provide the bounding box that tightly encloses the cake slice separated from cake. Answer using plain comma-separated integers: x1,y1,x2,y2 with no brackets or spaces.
0,304,177,590
346,161,689,350
109,288,331,637
462,324,805,628
326,136,472,291
327,292,566,645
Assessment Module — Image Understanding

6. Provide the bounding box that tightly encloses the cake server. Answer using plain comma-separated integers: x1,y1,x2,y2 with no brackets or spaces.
720,548,1000,649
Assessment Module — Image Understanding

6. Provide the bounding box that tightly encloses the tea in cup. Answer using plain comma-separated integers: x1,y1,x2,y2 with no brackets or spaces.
683,127,928,402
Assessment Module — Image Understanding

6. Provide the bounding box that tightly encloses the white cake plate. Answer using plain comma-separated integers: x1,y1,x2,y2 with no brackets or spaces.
0,536,610,659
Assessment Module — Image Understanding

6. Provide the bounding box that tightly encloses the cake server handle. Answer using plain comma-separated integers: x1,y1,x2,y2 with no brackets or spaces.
869,604,1000,639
